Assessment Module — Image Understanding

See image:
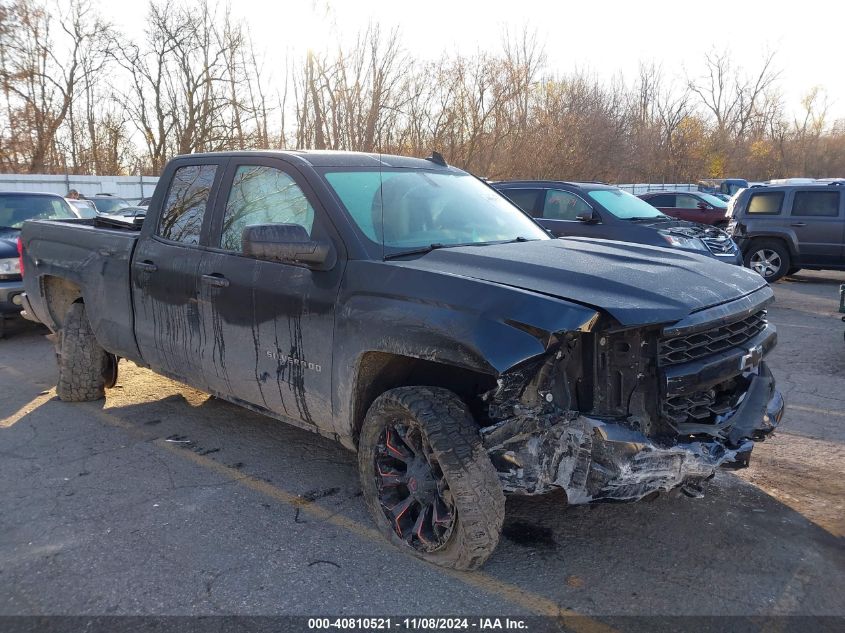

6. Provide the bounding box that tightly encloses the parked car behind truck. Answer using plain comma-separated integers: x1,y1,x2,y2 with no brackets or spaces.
20,151,783,569
638,190,730,227
0,192,77,337
494,180,742,264
727,182,845,281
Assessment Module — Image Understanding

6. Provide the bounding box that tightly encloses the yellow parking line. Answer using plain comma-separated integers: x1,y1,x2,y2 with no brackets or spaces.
787,403,845,418
0,389,55,428
73,402,615,630
159,430,615,630
1,379,614,630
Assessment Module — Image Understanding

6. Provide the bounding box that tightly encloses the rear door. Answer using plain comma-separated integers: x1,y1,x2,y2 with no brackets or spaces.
536,189,598,238
196,157,344,430
787,189,844,266
132,158,225,387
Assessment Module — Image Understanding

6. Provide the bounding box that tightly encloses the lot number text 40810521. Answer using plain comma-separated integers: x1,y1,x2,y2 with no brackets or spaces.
307,617,529,630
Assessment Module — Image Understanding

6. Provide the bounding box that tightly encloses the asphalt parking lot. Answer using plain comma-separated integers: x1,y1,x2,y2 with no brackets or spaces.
1,271,843,627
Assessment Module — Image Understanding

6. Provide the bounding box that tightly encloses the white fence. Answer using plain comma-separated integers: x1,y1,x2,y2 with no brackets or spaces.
0,173,159,201
616,183,698,194
0,174,699,200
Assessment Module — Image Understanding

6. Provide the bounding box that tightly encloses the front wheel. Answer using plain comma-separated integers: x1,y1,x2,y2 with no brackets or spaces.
744,240,790,282
358,386,505,570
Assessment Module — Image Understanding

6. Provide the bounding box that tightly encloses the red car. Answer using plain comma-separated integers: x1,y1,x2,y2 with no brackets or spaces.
638,191,730,227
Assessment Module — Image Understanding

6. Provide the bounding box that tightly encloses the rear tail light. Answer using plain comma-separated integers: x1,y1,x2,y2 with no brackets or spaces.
17,236,24,276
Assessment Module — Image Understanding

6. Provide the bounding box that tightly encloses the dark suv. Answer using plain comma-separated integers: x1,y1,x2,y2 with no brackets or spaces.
727,183,845,281
493,181,741,265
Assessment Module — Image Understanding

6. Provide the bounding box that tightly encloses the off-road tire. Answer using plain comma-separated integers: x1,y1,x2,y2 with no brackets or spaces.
358,386,505,570
744,239,790,282
56,302,114,402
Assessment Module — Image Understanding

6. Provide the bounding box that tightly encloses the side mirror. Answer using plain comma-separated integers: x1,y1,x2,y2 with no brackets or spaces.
697,201,710,210
575,209,598,223
242,223,336,271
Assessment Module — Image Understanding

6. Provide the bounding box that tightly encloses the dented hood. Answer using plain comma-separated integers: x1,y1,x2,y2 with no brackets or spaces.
391,237,767,326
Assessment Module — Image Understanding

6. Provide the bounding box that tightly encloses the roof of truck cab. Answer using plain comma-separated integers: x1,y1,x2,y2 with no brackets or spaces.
172,150,462,171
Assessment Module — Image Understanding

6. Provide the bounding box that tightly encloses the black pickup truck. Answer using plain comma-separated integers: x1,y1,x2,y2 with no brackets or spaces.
19,151,784,570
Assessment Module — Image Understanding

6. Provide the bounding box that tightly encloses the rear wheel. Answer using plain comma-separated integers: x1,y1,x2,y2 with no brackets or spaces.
56,303,116,401
744,240,790,282
358,386,505,570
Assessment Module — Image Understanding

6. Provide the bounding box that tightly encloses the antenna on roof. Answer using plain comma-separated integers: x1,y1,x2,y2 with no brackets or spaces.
425,151,447,167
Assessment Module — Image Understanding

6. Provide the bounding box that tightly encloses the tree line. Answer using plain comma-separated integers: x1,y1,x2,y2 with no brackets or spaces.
1,0,842,182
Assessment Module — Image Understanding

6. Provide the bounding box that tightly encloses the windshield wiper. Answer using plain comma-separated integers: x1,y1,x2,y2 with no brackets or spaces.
384,237,537,260
627,216,668,222
384,243,449,260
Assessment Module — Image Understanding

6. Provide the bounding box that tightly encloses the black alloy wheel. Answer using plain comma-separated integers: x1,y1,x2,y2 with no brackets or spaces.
374,420,456,551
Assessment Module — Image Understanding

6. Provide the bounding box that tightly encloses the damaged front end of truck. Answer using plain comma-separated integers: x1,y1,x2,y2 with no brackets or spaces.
479,290,784,502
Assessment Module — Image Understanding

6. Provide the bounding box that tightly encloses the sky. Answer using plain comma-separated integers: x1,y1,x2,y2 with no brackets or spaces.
89,0,845,121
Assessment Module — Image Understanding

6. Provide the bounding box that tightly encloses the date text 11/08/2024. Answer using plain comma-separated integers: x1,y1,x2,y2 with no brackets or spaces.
307,617,528,630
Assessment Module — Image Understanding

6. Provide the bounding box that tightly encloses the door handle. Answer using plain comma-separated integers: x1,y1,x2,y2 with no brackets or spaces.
135,260,157,273
201,273,230,288
790,222,807,227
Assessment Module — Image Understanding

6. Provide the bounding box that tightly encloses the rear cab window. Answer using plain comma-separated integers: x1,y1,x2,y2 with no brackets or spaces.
157,164,218,244
746,192,784,215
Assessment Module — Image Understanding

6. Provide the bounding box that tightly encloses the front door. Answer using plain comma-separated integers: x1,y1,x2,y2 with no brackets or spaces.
196,158,344,430
132,159,225,387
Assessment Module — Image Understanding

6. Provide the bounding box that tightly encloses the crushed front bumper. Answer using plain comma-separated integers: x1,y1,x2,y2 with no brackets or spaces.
481,361,784,502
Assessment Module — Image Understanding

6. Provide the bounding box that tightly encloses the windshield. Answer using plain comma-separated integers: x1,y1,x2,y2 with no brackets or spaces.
322,169,549,250
696,192,728,208
0,194,76,228
68,200,97,219
587,189,667,219
91,197,130,214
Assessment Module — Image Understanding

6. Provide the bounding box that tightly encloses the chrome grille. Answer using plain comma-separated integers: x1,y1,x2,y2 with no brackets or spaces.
701,234,737,255
659,310,767,366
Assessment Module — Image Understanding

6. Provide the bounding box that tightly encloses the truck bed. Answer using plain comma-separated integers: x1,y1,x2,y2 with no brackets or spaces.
21,219,141,360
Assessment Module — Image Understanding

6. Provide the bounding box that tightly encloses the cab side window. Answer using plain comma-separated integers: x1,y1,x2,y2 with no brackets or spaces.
158,164,217,244
220,165,316,252
543,190,592,221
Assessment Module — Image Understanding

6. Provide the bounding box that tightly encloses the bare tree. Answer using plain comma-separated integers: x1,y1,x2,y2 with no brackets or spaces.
0,0,112,173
